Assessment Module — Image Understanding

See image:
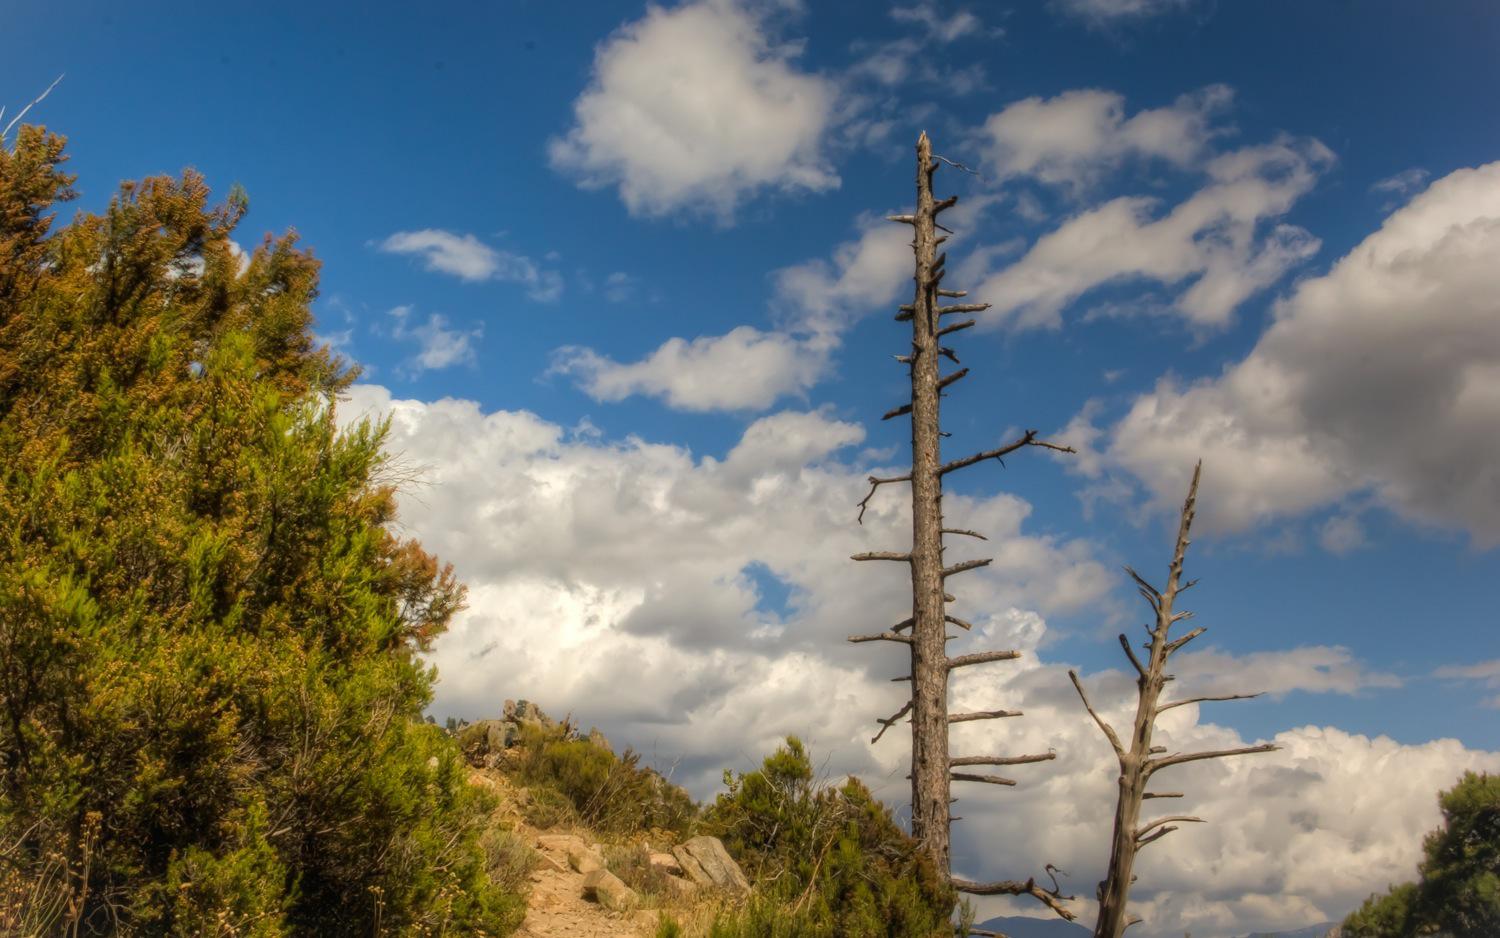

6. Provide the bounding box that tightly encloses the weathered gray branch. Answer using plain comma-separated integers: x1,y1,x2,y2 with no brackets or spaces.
1081,463,1278,938
1068,670,1124,759
951,772,1016,786
951,753,1055,768
882,402,914,421
856,473,912,524
941,558,992,579
1148,744,1278,775
939,431,1076,476
872,700,914,744
947,650,1020,670
1157,693,1260,713
953,877,1077,922
851,551,911,563
949,709,1021,723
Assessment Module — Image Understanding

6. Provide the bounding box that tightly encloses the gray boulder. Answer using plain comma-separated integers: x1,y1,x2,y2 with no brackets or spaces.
581,868,638,912
671,836,749,894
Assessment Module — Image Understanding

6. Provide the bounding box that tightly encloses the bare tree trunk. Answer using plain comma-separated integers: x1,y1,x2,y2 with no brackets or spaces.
1071,464,1278,938
907,129,952,868
852,133,1076,922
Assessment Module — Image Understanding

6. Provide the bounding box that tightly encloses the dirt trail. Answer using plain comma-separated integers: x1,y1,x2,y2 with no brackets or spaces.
515,833,660,938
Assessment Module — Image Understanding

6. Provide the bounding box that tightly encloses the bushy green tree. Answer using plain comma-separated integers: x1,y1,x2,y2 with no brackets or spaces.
0,126,522,935
704,738,953,938
1342,771,1500,938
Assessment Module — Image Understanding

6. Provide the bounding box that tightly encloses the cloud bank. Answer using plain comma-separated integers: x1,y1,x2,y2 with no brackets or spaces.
339,384,1496,936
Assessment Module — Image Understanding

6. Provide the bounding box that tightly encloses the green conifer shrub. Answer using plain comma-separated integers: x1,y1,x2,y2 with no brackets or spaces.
703,738,954,938
0,126,522,935
1342,771,1500,938
508,721,697,836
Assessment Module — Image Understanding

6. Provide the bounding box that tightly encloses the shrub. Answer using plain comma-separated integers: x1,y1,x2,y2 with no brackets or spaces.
1341,771,1500,937
704,738,954,938
520,786,580,830
0,127,522,935
509,722,697,836
606,842,674,901
1341,882,1417,938
480,824,542,895
655,914,685,938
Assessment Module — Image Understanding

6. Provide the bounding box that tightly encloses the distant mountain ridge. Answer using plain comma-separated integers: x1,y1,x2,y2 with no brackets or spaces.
974,918,1337,938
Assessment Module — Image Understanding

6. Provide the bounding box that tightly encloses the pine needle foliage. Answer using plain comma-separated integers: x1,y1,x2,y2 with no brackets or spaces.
0,126,522,935
1343,771,1500,938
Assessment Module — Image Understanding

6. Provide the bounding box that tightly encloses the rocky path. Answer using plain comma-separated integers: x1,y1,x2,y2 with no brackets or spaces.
515,833,659,938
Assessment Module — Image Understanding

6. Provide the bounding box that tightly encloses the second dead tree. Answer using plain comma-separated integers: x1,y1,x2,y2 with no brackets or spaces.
1069,463,1278,938
850,132,1075,922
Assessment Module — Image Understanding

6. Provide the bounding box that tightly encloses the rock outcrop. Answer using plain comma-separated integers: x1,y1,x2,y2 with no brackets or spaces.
457,699,558,768
581,868,638,912
672,835,751,894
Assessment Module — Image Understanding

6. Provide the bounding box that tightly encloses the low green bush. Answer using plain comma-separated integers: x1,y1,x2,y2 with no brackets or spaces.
703,737,954,938
480,824,542,895
519,786,580,830
606,842,674,901
509,722,697,836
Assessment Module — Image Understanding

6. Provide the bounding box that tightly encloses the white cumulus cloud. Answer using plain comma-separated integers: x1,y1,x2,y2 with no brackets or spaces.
386,305,481,373
379,229,563,301
550,206,943,413
973,135,1331,329
1053,0,1195,25
336,383,1498,936
548,0,838,222
1089,161,1500,541
980,85,1233,191
550,326,827,412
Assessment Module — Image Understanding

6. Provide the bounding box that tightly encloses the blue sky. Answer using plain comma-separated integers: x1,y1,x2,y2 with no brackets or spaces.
8,1,1500,932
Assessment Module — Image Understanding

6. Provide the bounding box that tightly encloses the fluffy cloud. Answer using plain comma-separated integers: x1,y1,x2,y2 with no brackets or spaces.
549,326,826,412
379,229,563,301
1173,645,1401,698
979,85,1232,190
974,135,1331,329
1371,167,1430,196
551,209,924,412
339,384,1497,936
770,212,916,337
889,3,984,43
548,0,837,221
1052,0,1194,25
386,305,481,373
1090,161,1500,541
1435,659,1500,708
847,4,993,93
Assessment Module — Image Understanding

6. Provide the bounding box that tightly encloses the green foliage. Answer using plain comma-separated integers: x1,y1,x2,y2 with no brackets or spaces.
520,786,580,830
704,738,953,938
510,722,697,836
1418,770,1500,935
1341,771,1500,938
0,127,521,935
655,914,685,938
605,842,673,901
1341,882,1416,938
479,824,542,896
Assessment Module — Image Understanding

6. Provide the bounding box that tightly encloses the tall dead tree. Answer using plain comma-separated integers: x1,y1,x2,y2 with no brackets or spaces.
1068,463,1278,938
850,132,1075,920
